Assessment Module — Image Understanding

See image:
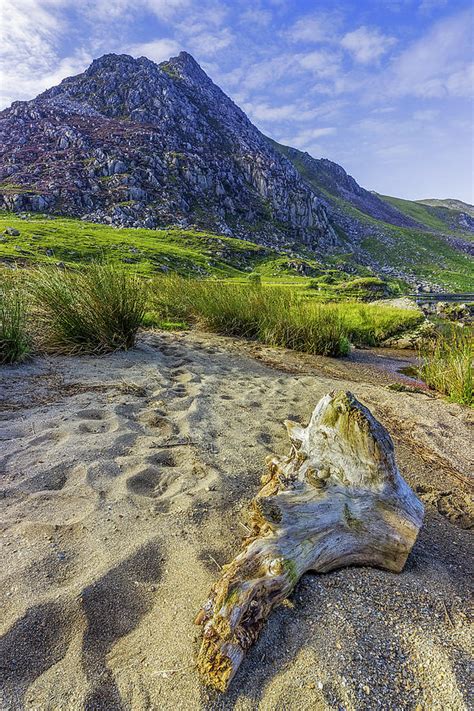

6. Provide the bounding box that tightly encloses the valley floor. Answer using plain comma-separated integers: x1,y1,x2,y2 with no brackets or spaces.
0,330,472,710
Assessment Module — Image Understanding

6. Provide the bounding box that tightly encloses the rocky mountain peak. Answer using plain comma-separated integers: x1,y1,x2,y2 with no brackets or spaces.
0,51,336,249
164,50,208,78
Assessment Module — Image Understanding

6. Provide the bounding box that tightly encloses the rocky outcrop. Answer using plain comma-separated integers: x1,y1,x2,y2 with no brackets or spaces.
0,52,336,251
271,141,421,231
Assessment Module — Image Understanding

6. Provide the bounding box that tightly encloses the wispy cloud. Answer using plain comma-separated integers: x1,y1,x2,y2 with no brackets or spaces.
341,26,397,64
278,126,337,149
0,0,90,106
285,11,340,43
388,8,473,97
296,50,342,78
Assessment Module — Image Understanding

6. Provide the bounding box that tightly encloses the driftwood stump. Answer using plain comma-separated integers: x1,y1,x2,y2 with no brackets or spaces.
195,391,424,691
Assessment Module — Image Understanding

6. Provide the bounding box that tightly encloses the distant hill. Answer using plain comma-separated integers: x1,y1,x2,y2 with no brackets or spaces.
417,198,474,216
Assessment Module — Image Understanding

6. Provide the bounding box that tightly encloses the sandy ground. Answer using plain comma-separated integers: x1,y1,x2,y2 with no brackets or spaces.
0,329,472,711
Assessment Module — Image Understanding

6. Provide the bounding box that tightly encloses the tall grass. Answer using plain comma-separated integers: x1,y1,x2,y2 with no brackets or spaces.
0,286,30,364
419,330,473,405
340,303,423,346
153,276,357,356
152,276,425,356
30,265,147,354
152,275,350,355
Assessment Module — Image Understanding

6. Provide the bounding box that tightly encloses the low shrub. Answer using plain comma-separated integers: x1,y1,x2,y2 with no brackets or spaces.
0,286,30,364
419,330,473,405
341,277,390,301
248,273,262,286
29,264,147,354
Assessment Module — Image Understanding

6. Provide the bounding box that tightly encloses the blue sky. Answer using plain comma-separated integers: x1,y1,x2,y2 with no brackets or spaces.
1,0,473,201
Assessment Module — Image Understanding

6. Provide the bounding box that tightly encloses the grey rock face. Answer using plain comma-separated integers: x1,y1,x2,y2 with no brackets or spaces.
0,52,337,251
271,141,421,230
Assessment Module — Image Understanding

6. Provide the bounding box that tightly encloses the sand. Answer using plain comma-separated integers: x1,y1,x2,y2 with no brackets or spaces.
1,330,472,711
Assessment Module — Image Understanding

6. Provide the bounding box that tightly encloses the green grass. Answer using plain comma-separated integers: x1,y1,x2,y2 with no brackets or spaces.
1,209,471,292
0,212,268,278
151,276,422,355
0,285,30,364
29,264,147,354
361,226,474,292
419,331,473,406
151,275,350,356
378,194,453,232
339,303,423,346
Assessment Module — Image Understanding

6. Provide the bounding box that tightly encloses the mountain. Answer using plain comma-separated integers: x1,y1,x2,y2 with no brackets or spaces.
0,52,472,289
272,141,474,289
0,52,335,251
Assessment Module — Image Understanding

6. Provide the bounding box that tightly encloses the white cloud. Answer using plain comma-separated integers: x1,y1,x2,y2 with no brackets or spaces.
296,50,342,78
172,5,233,57
186,28,233,55
0,0,72,107
286,12,339,44
244,102,318,123
389,9,473,98
341,26,397,64
145,0,191,21
240,8,272,27
128,38,181,63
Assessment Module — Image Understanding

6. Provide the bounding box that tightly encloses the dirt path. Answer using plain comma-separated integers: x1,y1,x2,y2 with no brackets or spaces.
0,330,472,710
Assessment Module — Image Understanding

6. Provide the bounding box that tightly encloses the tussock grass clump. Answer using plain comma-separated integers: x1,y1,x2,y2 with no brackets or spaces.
0,286,30,364
340,304,423,346
420,331,473,405
152,276,423,356
152,276,350,356
30,264,147,354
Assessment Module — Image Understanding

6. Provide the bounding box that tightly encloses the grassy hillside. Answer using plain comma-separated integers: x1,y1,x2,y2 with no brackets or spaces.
362,226,474,292
1,210,472,293
0,212,269,277
378,194,452,232
0,212,381,291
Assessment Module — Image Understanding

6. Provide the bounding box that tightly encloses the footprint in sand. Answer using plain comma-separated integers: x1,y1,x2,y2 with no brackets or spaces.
166,395,196,413
28,429,70,447
86,460,122,489
75,408,115,434
146,450,177,467
257,431,273,445
126,465,182,499
75,409,105,420
22,463,71,493
140,412,177,437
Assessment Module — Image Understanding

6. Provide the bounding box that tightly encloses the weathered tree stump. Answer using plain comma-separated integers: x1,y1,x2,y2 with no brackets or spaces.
195,391,424,692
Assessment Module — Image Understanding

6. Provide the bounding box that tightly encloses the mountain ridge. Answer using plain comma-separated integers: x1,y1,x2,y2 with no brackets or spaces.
0,51,472,289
